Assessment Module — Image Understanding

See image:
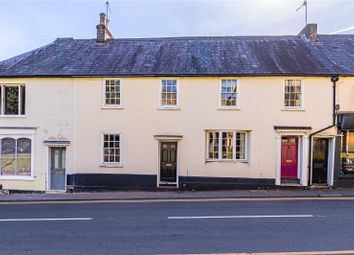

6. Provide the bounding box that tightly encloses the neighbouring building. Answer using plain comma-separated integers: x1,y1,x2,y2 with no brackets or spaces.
0,14,354,192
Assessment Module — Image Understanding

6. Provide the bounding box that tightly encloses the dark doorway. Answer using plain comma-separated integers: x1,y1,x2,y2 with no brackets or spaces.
160,142,177,183
50,147,66,191
312,138,329,184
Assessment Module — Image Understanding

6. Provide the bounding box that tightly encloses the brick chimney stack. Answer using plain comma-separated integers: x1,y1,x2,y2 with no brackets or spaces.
298,23,318,43
96,12,113,43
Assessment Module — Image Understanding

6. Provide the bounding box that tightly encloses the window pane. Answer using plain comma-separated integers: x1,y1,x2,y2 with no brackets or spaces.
0,86,2,114
207,132,219,159
1,138,16,176
340,131,354,176
20,85,26,115
222,132,233,159
17,138,31,155
4,86,19,115
236,132,246,160
16,158,31,176
1,138,16,156
1,158,16,176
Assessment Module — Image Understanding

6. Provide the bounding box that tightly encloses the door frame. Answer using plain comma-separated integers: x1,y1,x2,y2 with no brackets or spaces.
309,136,335,186
154,135,182,188
45,145,69,192
275,131,310,186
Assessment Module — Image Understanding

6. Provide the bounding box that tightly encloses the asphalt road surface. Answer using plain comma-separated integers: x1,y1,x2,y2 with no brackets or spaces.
1,198,354,255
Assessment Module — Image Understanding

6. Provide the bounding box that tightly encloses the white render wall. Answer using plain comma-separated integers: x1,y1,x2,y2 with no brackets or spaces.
0,78,74,191
1,76,353,191
73,77,335,180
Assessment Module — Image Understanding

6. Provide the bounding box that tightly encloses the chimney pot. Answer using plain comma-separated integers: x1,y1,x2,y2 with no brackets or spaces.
298,23,318,43
96,12,113,43
100,12,107,26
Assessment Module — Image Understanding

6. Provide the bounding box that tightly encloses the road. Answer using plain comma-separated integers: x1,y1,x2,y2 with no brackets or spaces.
1,198,354,255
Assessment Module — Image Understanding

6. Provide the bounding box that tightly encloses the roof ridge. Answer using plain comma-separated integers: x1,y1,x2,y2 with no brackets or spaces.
74,35,303,41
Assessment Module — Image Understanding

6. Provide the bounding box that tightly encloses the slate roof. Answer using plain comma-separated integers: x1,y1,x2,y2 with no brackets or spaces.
0,35,354,77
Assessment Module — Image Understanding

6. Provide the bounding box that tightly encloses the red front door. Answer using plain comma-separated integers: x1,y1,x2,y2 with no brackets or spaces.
281,136,298,179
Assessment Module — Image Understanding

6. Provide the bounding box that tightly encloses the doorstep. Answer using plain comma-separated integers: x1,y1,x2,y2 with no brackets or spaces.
280,183,305,188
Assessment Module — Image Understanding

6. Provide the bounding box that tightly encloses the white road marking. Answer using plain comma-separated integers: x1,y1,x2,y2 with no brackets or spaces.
1,196,354,205
168,214,315,220
0,217,92,222
165,250,354,255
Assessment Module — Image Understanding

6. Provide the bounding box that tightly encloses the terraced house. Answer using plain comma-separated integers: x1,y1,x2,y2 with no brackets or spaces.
0,13,354,192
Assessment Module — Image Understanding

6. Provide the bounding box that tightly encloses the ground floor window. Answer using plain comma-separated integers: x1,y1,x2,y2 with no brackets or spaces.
102,133,121,165
206,130,247,161
340,131,354,176
0,136,32,177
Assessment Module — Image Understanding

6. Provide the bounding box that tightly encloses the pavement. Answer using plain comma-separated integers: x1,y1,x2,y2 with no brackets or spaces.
2,187,354,202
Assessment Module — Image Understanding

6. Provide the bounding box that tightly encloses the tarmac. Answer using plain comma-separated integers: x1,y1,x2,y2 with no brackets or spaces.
2,187,354,202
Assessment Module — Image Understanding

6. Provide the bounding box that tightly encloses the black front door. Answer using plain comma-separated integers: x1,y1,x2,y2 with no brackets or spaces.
312,138,329,184
160,142,177,183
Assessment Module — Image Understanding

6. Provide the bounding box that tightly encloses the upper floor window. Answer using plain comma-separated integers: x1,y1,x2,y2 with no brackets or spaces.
102,133,121,166
104,79,121,107
220,79,238,108
206,130,247,161
284,79,303,109
0,84,26,116
0,137,32,177
161,80,178,107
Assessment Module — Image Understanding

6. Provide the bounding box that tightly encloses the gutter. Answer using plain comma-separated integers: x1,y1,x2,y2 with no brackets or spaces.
307,75,339,185
0,74,354,79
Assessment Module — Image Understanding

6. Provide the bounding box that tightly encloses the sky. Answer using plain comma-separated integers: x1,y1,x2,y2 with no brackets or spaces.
0,0,353,61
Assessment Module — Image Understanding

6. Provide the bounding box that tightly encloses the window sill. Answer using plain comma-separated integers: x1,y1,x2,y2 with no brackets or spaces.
100,164,123,168
0,176,34,181
282,108,305,112
101,106,124,110
217,107,240,111
205,159,248,164
157,107,180,110
0,115,27,118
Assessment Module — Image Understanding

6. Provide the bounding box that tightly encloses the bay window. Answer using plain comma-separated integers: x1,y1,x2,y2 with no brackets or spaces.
207,130,248,161
0,136,32,177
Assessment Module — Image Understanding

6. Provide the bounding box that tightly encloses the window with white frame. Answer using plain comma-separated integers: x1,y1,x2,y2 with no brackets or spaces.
0,84,26,115
220,79,238,107
284,79,302,108
104,80,121,107
0,137,32,177
102,134,121,165
207,130,247,161
161,80,178,106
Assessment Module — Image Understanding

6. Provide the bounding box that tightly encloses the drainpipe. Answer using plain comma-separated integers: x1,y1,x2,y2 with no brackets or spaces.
331,75,339,125
307,76,339,186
